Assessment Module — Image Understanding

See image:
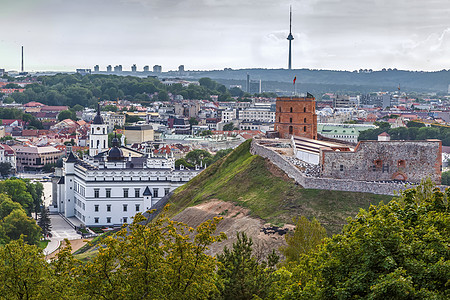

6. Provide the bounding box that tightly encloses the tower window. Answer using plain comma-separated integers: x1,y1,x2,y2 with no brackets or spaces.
289,126,293,135
290,117,292,123
304,118,307,123
304,126,306,132
303,107,306,112
290,107,293,112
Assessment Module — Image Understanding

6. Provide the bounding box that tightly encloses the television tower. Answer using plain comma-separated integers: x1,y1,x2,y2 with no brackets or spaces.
287,6,294,70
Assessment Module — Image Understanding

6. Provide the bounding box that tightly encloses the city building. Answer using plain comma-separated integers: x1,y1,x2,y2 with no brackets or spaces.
143,65,149,72
317,123,376,144
123,125,154,145
131,64,137,72
106,65,112,72
114,65,123,73
13,145,64,171
94,65,99,72
275,95,318,139
153,65,162,73
54,136,203,226
0,144,16,170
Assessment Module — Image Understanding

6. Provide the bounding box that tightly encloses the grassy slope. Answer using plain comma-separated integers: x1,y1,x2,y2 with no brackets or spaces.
169,140,392,235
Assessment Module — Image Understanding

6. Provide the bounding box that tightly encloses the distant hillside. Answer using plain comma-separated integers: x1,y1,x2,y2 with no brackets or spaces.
186,68,450,93
168,140,391,235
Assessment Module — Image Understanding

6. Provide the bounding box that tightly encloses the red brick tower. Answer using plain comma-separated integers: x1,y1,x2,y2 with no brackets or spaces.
275,94,317,139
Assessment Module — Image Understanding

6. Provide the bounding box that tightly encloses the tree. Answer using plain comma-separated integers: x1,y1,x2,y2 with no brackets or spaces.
157,90,169,101
200,130,212,136
185,149,212,166
215,232,279,300
280,216,327,264
275,180,450,299
57,110,76,121
102,104,118,112
0,162,12,177
0,179,33,214
71,104,84,111
189,117,198,125
125,115,142,124
0,238,51,299
25,180,44,220
38,207,52,238
108,132,125,147
175,158,194,169
1,209,41,245
76,211,226,299
223,123,235,131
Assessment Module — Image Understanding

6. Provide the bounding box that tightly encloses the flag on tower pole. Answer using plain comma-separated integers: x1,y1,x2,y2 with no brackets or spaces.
293,76,297,96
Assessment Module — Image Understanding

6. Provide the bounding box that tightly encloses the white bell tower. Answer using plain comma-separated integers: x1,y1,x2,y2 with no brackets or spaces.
89,104,109,157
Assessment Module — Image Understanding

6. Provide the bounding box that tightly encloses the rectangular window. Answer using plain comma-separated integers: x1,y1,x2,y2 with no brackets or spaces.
136,204,140,212
107,217,111,223
135,188,140,198
123,189,128,198
123,204,128,212
153,188,159,198
94,217,99,224
94,189,99,198
106,189,111,198
94,205,99,212
107,205,111,212
340,165,344,171
123,217,128,223
164,188,170,196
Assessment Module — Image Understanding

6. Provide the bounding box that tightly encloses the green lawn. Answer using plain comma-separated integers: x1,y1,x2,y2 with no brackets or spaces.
38,240,49,249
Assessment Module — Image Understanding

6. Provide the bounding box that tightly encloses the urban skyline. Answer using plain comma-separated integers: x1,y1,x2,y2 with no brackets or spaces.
1,0,450,72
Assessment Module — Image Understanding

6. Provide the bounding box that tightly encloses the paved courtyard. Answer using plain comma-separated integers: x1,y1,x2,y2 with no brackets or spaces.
44,214,82,255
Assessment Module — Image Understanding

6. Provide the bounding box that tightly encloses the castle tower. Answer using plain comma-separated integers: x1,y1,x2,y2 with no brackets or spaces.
89,104,109,157
275,94,317,139
287,7,294,70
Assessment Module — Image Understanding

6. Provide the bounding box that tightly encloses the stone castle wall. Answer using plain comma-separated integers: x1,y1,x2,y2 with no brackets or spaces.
250,140,439,196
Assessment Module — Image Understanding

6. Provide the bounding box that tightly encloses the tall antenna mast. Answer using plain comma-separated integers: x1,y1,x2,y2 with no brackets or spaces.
287,6,294,70
21,46,24,73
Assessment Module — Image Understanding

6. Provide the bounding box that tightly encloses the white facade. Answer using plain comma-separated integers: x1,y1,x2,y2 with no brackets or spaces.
239,108,275,123
0,144,16,170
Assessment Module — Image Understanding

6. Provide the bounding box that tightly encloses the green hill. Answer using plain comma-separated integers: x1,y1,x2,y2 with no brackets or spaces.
168,140,392,235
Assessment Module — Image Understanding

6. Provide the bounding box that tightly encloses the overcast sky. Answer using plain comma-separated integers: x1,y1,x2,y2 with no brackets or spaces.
1,0,450,72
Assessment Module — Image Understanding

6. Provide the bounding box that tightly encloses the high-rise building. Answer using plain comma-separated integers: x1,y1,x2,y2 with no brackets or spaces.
249,80,261,94
131,64,137,72
153,65,162,73
143,65,149,72
114,65,123,73
178,65,185,73
106,65,112,72
94,65,100,72
275,95,317,139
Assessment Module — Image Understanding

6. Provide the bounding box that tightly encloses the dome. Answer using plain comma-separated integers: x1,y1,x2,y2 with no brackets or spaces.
107,134,124,161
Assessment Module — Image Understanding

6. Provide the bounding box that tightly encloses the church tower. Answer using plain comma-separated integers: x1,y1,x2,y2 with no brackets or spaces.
89,104,109,157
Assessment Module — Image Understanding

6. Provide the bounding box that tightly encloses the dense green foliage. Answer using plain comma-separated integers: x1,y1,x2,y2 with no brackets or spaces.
272,180,449,299
5,74,245,108
0,182,448,299
442,170,450,185
359,124,450,146
0,107,43,129
0,179,43,245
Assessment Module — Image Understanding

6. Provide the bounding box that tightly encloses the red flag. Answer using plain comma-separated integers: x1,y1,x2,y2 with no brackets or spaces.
293,76,297,85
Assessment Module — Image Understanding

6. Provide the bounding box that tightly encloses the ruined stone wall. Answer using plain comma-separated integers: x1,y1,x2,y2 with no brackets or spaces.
250,140,439,196
321,140,442,184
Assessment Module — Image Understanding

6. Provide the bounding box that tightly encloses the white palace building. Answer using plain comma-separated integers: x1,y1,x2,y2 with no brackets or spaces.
53,107,203,227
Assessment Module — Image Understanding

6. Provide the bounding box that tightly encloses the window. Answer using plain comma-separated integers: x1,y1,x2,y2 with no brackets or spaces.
304,126,306,132
340,165,344,171
374,160,383,168
94,205,99,212
123,204,128,212
153,188,159,198
304,118,307,123
135,188,140,198
94,217,99,224
290,117,292,123
135,204,140,212
123,217,128,223
107,205,111,212
290,107,293,112
106,189,111,198
289,126,293,135
123,189,129,198
382,164,389,173
94,189,99,198
398,160,406,168
165,188,170,196
107,217,111,223
303,107,306,112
